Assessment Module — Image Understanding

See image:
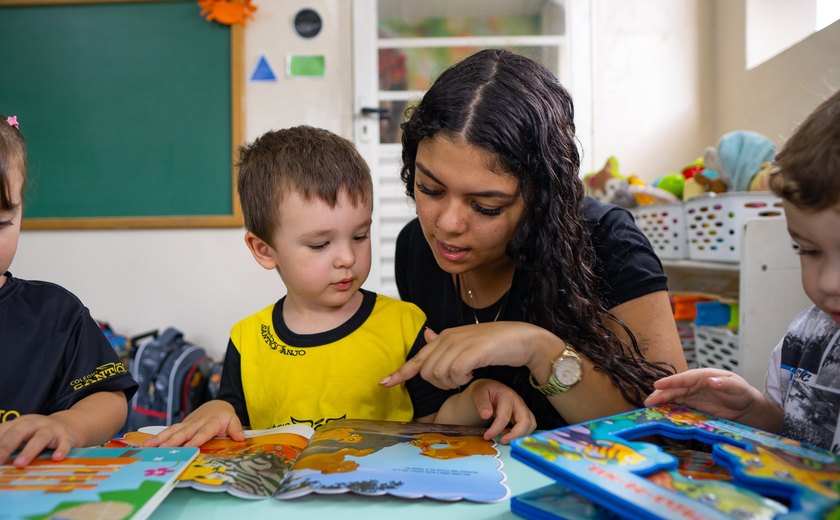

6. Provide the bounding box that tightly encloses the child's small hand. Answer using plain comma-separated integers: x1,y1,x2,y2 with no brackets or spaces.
143,400,245,448
644,368,761,420
0,414,79,467
466,379,537,444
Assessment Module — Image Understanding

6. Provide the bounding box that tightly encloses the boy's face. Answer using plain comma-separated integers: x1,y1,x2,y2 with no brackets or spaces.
784,200,840,324
0,166,23,285
250,189,372,311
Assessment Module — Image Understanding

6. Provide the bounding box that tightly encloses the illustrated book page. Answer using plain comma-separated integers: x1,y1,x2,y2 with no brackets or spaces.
511,404,840,520
273,419,509,502
106,423,314,499
1,446,199,520
110,419,510,503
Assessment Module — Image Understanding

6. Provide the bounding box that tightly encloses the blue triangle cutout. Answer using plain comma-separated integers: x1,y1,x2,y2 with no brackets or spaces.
250,55,277,81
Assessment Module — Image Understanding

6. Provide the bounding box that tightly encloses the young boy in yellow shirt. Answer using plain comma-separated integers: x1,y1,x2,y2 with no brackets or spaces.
147,126,534,448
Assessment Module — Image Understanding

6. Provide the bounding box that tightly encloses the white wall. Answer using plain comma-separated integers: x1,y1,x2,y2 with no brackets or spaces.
714,0,840,147
745,0,816,69
588,0,715,183
582,0,840,182
244,1,353,138
14,1,352,359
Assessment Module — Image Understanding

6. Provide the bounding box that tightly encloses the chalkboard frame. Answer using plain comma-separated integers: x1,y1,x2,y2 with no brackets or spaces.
3,0,244,230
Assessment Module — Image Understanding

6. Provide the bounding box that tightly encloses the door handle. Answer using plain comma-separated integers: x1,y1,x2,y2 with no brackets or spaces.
361,106,390,120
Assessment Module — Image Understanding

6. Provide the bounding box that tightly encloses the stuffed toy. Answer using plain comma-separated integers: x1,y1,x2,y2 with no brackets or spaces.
654,173,685,199
704,130,776,193
584,156,639,208
748,161,774,191
585,156,679,208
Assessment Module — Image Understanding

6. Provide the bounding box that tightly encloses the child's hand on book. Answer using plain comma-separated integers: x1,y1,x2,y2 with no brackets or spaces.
644,368,763,420
143,400,245,448
0,414,78,467
467,379,537,444
645,369,784,433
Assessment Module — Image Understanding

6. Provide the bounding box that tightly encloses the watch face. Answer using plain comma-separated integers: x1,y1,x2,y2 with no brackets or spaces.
555,357,582,386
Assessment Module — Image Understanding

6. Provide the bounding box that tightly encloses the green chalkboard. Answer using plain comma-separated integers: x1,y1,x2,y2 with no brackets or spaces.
0,0,243,229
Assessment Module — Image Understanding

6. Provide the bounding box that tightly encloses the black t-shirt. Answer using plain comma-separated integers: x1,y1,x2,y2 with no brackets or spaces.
0,273,138,424
394,198,667,430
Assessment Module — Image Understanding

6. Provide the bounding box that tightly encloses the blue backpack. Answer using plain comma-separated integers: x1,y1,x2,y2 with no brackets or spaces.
126,327,218,431
97,321,157,366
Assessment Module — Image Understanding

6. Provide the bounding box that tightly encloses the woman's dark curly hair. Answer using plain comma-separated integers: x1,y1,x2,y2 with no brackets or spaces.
399,49,673,406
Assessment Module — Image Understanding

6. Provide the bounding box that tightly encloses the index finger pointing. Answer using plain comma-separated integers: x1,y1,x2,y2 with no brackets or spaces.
380,355,423,387
382,327,439,387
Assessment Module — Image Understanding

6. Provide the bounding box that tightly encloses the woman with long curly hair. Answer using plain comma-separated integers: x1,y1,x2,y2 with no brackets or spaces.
382,49,687,436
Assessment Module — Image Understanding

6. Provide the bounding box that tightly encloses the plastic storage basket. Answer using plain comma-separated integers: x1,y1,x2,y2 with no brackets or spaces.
685,192,783,262
631,203,687,260
693,325,739,371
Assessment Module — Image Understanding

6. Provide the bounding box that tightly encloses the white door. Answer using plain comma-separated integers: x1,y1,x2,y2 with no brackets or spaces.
353,0,589,296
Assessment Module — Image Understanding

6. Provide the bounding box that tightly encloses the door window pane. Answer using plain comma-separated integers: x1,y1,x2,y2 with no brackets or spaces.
377,0,563,38
378,45,562,144
380,45,560,92
375,1,567,143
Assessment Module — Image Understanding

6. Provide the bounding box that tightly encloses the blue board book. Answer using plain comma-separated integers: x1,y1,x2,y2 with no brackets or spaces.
2,446,199,520
511,483,620,520
511,404,840,520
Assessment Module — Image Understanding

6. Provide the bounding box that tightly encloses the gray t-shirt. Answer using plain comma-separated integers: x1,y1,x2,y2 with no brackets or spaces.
764,305,840,454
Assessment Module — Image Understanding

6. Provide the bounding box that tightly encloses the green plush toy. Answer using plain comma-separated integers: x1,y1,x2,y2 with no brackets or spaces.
655,173,685,199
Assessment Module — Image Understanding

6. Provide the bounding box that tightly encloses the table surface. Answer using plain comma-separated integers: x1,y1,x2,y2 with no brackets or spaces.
150,444,555,519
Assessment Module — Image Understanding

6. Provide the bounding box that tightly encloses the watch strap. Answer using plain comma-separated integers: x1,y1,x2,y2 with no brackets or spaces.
529,346,581,397
529,372,572,397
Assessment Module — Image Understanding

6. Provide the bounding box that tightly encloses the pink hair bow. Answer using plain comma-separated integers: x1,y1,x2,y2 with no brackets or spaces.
6,116,19,129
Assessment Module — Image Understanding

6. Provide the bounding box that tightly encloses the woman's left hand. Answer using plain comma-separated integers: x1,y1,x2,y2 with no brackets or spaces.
381,322,559,389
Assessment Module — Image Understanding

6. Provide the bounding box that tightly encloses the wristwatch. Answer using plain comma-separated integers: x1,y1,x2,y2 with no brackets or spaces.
529,346,583,397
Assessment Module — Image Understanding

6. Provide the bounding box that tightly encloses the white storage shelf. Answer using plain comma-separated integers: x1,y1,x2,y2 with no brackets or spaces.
661,217,810,389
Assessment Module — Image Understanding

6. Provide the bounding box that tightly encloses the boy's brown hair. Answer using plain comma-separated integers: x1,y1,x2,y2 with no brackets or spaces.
0,115,26,211
770,89,840,210
237,125,372,244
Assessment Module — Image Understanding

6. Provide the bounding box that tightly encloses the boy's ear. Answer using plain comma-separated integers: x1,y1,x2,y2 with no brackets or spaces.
244,231,278,270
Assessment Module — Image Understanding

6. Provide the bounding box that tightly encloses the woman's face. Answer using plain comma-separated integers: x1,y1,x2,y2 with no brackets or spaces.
413,135,525,275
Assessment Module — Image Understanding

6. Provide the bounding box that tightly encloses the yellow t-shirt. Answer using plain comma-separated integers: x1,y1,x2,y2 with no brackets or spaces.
229,290,426,430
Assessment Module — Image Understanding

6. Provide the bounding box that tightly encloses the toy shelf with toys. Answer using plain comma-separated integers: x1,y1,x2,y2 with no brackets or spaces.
639,206,810,389
587,130,813,388
631,196,810,385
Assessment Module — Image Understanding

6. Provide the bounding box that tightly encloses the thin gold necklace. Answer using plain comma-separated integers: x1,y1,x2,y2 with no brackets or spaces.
457,273,511,324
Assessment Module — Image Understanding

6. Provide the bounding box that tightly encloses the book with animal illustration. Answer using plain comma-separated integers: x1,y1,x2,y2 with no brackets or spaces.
2,446,199,520
107,418,510,502
510,404,840,520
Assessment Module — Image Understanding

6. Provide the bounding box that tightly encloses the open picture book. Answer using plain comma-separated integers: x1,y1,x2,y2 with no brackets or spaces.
2,446,199,520
510,404,840,520
107,418,510,503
